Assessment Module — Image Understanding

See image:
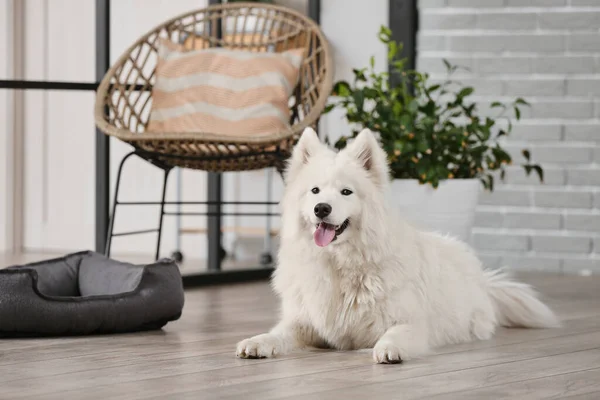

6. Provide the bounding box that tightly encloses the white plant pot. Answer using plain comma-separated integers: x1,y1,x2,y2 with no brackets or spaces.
387,179,481,243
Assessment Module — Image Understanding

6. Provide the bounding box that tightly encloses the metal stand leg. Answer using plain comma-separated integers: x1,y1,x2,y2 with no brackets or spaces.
155,168,172,260
170,168,184,263
95,0,111,255
261,168,274,265
207,172,223,271
105,151,136,257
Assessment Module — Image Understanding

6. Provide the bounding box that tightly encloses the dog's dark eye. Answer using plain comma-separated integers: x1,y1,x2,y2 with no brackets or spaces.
311,187,320,194
341,189,353,196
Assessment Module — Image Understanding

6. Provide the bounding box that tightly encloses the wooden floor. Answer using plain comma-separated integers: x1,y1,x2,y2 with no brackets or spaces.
0,273,599,399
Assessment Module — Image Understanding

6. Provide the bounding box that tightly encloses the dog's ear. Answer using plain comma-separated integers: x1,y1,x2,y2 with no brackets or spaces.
342,128,390,186
284,127,324,183
292,127,322,164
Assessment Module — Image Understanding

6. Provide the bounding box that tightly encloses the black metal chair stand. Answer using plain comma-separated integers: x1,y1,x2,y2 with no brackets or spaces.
104,149,283,271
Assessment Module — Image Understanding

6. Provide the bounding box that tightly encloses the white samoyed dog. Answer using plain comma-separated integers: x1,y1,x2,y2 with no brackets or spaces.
236,127,559,364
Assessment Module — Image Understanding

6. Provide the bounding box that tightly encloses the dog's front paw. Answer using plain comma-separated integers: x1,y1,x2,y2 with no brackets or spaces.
372,341,403,364
236,334,280,359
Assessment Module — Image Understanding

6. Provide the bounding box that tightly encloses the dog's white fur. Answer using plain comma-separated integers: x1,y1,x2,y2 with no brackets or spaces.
236,127,559,363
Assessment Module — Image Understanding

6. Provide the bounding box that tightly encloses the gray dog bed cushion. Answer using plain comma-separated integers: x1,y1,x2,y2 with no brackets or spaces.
0,251,184,337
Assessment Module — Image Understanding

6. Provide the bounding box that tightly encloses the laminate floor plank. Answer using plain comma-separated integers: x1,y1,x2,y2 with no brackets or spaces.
0,253,597,400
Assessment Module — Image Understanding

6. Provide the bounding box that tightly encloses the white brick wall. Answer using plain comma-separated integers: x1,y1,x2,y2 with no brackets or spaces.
418,0,600,274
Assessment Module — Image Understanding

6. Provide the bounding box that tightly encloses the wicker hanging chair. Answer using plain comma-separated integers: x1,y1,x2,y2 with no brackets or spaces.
94,2,333,172
94,3,333,266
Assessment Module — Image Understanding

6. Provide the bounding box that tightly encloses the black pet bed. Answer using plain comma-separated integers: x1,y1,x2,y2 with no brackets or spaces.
0,251,184,337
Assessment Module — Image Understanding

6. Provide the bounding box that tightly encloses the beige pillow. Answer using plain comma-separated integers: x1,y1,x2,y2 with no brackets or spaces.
146,39,304,137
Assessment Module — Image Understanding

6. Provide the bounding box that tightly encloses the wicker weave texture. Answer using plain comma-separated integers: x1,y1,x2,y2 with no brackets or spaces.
94,3,333,172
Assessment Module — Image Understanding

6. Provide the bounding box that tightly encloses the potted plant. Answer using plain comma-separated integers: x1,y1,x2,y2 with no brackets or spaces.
324,26,543,243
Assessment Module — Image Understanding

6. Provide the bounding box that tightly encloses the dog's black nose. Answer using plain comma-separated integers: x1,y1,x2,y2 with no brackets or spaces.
314,203,332,219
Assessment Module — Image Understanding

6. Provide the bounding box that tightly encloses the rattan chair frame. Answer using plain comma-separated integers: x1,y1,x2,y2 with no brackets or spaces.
95,3,332,266
94,2,333,172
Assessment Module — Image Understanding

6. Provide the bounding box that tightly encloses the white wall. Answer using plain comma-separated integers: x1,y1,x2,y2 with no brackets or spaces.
321,0,388,143
418,0,600,274
22,0,95,253
14,0,388,264
0,1,11,253
106,0,211,260
231,0,389,258
20,0,208,259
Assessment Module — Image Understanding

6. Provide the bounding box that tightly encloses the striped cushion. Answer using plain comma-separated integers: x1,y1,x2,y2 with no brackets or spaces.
146,39,304,137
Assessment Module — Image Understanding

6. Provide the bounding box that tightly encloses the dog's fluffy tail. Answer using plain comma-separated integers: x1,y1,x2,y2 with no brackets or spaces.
484,268,560,329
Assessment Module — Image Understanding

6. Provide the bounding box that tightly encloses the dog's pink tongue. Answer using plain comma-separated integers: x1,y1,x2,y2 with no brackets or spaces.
314,223,335,247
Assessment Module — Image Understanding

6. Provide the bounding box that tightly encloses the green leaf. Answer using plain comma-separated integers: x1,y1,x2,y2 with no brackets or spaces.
420,100,436,115
369,56,375,69
332,81,351,97
378,25,392,44
515,97,530,106
397,41,404,54
417,140,429,153
457,87,474,99
514,106,521,121
323,104,336,114
522,149,531,161
480,127,491,141
427,84,441,92
387,41,397,61
362,87,379,99
472,145,488,156
480,178,489,190
532,165,544,183
497,130,507,138
487,175,494,192
443,59,452,72
334,137,347,150
353,68,367,82
491,149,511,170
353,90,365,111
490,101,504,108
407,100,419,113
392,59,405,72
399,114,413,130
